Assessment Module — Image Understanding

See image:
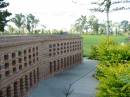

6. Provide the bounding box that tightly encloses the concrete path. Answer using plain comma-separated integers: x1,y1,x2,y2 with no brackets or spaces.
28,59,98,97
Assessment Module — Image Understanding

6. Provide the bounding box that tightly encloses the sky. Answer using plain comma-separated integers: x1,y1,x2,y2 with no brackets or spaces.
6,0,130,30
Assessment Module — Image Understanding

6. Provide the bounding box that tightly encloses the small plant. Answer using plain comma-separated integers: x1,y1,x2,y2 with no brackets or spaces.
63,83,74,97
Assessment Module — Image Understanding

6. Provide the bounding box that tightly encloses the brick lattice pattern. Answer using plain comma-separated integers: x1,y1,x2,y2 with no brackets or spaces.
0,35,83,97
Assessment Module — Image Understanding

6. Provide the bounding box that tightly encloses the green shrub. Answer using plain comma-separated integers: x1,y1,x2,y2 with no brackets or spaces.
96,64,108,79
95,38,130,77
98,44,130,65
83,54,87,58
88,45,98,59
93,37,130,97
89,37,130,65
97,64,130,97
88,37,116,60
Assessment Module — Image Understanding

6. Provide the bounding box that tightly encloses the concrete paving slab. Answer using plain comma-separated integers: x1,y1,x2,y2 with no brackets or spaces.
28,59,98,97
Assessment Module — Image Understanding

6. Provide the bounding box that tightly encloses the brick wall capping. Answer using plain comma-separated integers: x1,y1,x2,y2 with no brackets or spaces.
0,35,81,48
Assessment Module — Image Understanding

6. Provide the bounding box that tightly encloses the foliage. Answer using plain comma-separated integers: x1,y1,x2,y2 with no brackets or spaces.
88,45,99,59
71,15,88,34
96,64,130,97
0,0,11,32
120,20,129,32
98,23,106,34
91,36,130,97
71,15,130,35
26,14,39,32
90,0,130,35
11,13,39,34
88,15,99,34
11,13,25,29
97,38,130,65
82,35,127,57
71,15,100,34
6,25,16,34
88,37,130,65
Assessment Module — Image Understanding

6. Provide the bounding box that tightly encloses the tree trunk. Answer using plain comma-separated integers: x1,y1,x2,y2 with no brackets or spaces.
106,11,110,36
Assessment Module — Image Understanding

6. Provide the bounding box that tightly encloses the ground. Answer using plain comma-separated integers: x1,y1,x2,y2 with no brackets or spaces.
28,59,98,97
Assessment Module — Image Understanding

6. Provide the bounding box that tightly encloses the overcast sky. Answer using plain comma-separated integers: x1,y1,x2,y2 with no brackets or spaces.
7,0,130,30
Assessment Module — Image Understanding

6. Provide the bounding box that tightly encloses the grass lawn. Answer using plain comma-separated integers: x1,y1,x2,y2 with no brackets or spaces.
82,35,128,57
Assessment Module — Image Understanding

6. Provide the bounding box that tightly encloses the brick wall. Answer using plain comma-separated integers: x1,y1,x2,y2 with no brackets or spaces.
0,35,83,97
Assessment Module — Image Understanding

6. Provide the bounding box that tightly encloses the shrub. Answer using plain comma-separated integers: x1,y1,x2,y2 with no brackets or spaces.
93,37,130,97
96,64,108,79
97,64,130,97
89,37,130,65
88,45,98,59
98,44,130,65
88,37,116,60
95,38,130,77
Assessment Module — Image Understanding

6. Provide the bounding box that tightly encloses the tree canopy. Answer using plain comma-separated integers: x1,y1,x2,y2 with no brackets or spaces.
0,0,11,32
11,13,39,33
12,13,25,29
71,15,99,34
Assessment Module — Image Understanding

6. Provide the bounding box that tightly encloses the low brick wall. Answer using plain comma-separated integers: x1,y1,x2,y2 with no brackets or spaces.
0,35,83,97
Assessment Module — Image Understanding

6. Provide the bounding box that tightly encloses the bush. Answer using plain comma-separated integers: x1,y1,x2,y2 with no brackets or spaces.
95,37,130,78
88,45,98,59
92,37,130,97
96,64,107,79
96,64,130,97
98,44,130,65
88,37,116,60
89,37,130,65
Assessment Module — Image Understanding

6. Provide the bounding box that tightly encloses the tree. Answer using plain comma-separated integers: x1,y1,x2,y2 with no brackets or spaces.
41,24,46,34
7,25,16,34
72,15,88,34
90,0,130,36
0,0,11,32
11,13,39,34
111,22,120,35
11,13,25,30
98,23,106,34
26,14,39,33
120,20,129,32
128,24,130,32
71,15,101,34
88,15,99,34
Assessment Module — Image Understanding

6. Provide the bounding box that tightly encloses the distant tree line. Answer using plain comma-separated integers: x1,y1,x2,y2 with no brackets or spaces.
70,15,130,35
90,0,130,36
1,0,130,35
0,0,40,35
8,13,40,34
0,0,68,35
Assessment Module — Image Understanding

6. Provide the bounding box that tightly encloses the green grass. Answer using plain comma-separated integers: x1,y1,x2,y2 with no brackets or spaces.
82,35,128,57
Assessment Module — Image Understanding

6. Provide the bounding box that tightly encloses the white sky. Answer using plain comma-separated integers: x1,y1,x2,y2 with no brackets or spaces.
6,0,130,30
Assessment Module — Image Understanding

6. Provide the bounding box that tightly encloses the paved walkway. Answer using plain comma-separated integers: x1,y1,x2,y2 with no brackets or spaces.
28,59,98,97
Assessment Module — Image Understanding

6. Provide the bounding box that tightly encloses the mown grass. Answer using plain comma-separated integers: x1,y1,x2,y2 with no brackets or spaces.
82,35,128,57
